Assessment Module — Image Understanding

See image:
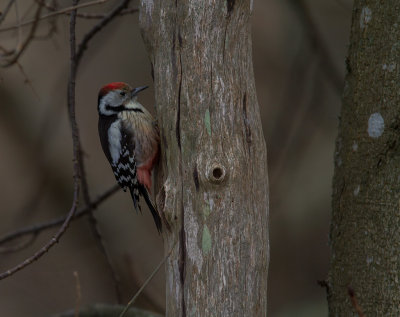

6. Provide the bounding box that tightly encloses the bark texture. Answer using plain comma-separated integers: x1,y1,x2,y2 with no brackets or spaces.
329,2,400,315
139,0,269,316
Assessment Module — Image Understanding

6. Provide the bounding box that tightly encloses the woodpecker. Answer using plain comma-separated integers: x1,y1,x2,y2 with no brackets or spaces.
97,82,162,232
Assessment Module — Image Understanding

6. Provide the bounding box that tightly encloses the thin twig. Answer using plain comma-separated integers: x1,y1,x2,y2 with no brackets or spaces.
38,0,137,20
0,2,81,281
33,16,58,40
14,0,22,52
0,0,15,25
124,254,164,313
16,61,40,99
72,0,132,302
73,271,82,317
348,286,366,317
0,234,37,254
1,3,43,67
0,185,120,249
0,0,108,32
74,7,138,19
78,151,123,302
0,44,13,55
290,0,343,93
271,53,319,186
21,1,37,21
119,239,178,317
75,0,131,68
0,184,79,280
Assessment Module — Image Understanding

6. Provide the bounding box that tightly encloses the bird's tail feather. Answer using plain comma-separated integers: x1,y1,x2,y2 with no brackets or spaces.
138,185,162,233
129,187,141,213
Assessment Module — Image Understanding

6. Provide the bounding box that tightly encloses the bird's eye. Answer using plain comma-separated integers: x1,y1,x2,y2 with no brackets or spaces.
120,91,126,97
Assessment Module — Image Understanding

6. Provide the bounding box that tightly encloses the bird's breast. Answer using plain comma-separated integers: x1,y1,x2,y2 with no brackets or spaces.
119,110,159,166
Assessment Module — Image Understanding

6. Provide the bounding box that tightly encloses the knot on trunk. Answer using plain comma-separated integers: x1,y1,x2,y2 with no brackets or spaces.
207,163,227,184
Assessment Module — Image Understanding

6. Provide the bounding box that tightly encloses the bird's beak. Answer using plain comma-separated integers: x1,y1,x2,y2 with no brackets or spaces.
131,85,148,97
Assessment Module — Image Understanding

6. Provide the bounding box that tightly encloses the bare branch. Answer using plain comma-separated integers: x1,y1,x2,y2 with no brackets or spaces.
0,234,37,254
0,0,108,32
38,0,137,20
0,185,120,250
75,7,138,19
16,62,40,99
1,3,43,67
0,0,15,25
119,240,178,317
73,271,82,317
75,0,131,68
0,1,81,281
71,0,132,302
0,0,131,293
14,0,22,53
290,0,343,93
0,184,79,280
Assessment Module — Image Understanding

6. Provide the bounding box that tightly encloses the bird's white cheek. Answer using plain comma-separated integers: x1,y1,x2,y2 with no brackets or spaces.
99,93,119,115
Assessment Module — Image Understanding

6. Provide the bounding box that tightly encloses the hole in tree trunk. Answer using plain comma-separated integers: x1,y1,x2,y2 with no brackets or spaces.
207,163,227,184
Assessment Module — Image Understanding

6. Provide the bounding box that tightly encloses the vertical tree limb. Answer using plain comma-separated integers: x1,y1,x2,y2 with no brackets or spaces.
140,0,269,315
329,1,400,315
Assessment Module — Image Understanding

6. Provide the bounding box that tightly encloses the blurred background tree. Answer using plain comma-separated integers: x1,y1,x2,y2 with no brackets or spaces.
329,2,400,315
0,0,351,316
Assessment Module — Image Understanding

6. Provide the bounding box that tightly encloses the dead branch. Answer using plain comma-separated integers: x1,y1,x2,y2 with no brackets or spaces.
75,0,131,68
1,3,43,67
290,0,343,93
73,271,82,317
0,0,109,32
119,240,178,317
72,0,131,302
0,0,130,299
0,1,81,281
38,0,137,20
0,185,120,251
0,0,15,25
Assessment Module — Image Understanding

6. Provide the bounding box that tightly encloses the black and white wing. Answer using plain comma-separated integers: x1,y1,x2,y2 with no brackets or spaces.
110,131,141,211
111,137,162,232
98,117,162,232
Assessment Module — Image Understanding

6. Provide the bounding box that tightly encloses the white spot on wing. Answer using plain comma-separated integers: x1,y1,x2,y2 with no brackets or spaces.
368,112,384,138
108,120,122,164
118,175,131,183
118,162,130,170
352,141,358,152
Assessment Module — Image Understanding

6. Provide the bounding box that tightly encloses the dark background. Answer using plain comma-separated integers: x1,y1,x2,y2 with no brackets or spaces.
0,0,352,316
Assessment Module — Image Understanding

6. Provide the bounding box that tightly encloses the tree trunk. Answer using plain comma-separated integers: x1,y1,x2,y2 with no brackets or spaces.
329,2,400,315
139,1,269,316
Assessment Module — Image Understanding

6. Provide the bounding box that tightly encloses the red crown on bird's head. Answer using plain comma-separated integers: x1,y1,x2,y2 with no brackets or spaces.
98,82,130,98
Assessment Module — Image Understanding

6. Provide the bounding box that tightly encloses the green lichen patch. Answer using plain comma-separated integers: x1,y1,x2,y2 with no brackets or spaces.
205,109,211,136
202,225,212,254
